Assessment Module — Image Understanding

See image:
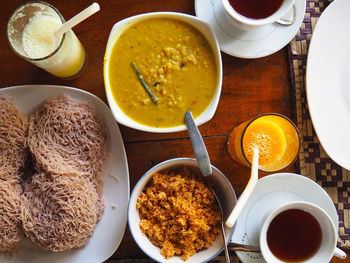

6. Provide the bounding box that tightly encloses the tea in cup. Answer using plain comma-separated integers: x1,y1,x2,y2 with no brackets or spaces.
221,0,295,29
260,201,346,262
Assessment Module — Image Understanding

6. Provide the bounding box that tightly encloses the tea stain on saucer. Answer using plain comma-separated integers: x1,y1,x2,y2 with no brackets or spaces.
241,233,262,260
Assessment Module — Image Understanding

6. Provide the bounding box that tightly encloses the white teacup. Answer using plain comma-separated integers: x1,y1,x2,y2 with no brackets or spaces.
221,0,295,29
259,201,346,263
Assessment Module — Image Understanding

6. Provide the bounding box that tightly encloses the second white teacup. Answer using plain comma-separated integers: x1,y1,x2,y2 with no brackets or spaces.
221,0,295,29
260,201,346,263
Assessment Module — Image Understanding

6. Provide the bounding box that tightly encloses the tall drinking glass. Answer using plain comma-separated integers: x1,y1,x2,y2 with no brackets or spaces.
7,1,86,78
228,113,300,172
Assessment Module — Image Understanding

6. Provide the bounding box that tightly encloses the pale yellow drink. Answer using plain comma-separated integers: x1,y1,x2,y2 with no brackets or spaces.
7,1,86,78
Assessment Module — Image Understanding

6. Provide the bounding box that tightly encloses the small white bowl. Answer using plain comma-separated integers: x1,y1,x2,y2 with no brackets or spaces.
128,158,237,263
103,12,222,133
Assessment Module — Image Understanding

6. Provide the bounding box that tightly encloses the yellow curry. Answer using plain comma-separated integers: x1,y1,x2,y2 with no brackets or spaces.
108,17,218,128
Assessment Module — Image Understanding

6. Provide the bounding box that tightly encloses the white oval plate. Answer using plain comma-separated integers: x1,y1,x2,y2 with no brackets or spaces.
231,173,338,263
306,0,350,170
0,85,129,263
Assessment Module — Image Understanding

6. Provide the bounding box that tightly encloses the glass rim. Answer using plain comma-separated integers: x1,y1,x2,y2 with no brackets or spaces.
6,0,66,62
240,112,300,173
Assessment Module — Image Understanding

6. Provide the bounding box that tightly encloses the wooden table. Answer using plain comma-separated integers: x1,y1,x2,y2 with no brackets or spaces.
0,0,348,262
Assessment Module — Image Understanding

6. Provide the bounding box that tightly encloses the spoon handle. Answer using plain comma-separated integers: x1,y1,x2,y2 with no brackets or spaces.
225,148,259,228
185,111,230,263
228,242,261,253
276,5,295,26
184,111,212,176
221,222,231,262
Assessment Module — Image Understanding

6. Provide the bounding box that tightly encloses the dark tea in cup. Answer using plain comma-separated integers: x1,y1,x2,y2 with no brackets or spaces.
222,0,295,29
228,0,284,19
266,209,322,262
259,201,342,263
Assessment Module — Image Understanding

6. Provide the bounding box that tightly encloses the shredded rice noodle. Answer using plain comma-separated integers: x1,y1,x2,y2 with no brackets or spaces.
0,181,23,252
0,97,29,189
0,94,109,253
27,95,109,195
21,173,100,251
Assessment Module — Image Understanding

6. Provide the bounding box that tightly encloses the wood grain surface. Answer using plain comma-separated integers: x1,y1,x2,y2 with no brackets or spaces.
0,0,348,262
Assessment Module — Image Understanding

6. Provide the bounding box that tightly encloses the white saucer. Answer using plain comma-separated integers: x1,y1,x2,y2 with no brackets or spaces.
230,173,338,263
195,0,306,58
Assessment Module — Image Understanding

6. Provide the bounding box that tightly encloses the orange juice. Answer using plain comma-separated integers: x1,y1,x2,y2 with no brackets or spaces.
228,114,299,172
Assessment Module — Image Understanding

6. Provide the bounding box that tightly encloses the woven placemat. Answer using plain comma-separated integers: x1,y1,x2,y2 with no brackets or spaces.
289,0,350,248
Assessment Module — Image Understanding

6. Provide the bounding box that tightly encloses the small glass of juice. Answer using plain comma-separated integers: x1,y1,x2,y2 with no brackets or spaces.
228,113,300,172
7,1,86,78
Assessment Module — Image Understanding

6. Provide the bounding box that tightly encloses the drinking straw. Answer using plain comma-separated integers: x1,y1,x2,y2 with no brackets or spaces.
225,148,259,228
54,2,100,44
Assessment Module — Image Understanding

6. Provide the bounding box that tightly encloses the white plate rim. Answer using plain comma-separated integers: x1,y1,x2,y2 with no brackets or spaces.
0,85,130,263
306,0,350,170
